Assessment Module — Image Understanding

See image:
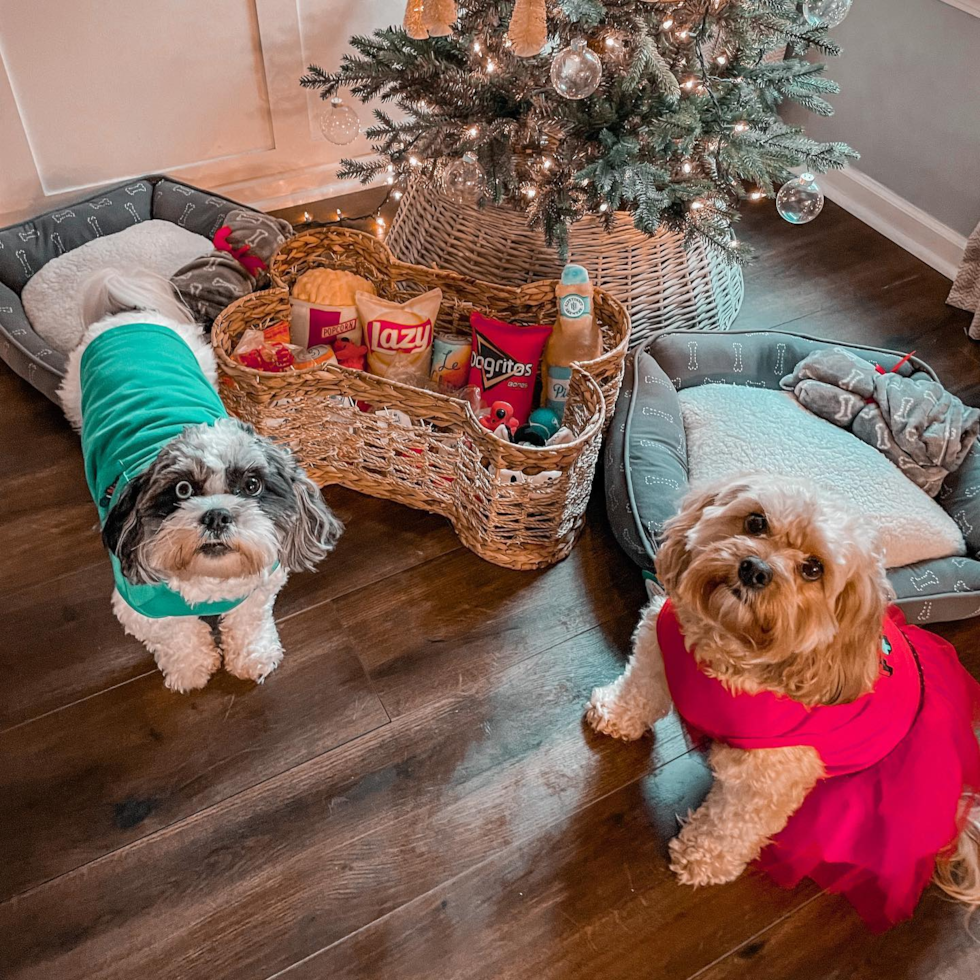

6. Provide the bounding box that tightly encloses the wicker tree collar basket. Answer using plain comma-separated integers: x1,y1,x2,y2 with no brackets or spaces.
212,227,630,570
386,179,744,347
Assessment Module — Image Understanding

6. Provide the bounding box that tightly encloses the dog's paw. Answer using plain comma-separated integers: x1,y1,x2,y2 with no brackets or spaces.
585,684,650,741
162,658,219,693
225,643,283,684
668,832,747,887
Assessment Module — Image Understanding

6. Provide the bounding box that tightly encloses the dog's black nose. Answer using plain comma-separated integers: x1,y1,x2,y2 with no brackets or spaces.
738,557,773,590
201,508,233,533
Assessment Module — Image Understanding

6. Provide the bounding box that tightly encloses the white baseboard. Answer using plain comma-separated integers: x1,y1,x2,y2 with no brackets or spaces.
818,166,967,282
213,157,383,214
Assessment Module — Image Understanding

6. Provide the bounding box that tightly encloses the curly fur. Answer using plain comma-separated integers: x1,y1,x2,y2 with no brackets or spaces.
587,473,980,912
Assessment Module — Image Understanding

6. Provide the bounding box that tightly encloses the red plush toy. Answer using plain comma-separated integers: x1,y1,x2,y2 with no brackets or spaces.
334,337,368,371
479,400,519,440
213,226,268,277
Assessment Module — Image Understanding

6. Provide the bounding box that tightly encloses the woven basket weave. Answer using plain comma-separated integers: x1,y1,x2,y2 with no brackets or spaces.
211,227,630,570
387,179,744,348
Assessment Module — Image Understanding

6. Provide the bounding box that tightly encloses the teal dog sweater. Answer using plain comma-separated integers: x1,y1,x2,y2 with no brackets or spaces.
80,323,250,619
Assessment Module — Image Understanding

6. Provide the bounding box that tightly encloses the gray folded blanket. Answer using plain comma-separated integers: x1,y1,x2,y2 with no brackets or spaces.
170,208,292,328
780,347,980,496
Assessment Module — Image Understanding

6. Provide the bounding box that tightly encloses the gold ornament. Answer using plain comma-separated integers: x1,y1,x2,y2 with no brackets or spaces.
422,0,457,37
506,0,547,58
404,0,426,39
404,0,457,39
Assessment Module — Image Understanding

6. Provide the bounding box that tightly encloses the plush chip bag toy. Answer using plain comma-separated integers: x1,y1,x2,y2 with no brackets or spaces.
357,288,441,385
290,268,375,349
468,311,552,425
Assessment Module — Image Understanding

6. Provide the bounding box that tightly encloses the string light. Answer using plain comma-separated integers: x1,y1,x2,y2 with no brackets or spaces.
716,54,728,66
749,190,764,201
691,200,705,210
386,175,395,184
486,59,496,73
733,121,749,133
682,77,698,91
662,17,674,30
677,29,690,40
522,185,537,198
301,211,312,223
542,156,553,170
598,202,609,212
393,189,403,200
681,161,693,174
335,208,343,219
467,126,479,137
375,216,386,238
473,40,482,54
409,155,420,166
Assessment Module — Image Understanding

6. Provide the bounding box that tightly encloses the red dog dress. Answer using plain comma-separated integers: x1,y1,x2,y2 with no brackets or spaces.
657,600,980,930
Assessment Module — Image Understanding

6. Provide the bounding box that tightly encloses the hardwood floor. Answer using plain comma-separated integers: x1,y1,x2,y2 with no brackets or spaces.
2,198,978,980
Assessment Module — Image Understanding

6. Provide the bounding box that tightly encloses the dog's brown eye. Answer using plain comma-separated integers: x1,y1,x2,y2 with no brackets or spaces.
744,513,768,536
800,557,824,581
175,480,194,500
243,475,263,497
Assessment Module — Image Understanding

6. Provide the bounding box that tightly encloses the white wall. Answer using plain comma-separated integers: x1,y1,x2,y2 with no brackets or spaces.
784,0,980,246
0,0,402,225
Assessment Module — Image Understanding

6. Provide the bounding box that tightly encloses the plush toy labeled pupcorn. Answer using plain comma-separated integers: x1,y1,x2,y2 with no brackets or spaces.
289,268,376,351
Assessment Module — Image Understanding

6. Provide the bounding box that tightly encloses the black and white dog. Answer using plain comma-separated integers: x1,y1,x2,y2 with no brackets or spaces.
59,270,342,692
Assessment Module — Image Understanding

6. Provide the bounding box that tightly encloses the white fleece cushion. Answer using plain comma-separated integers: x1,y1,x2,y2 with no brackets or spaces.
678,384,966,568
22,220,212,353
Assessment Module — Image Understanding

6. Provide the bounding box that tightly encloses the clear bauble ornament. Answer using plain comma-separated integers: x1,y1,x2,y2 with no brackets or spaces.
601,31,630,71
550,37,603,100
442,152,486,205
319,97,360,145
776,173,825,225
803,0,853,28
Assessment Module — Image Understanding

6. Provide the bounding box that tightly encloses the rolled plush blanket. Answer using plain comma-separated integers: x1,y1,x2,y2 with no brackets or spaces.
170,208,292,328
780,347,980,496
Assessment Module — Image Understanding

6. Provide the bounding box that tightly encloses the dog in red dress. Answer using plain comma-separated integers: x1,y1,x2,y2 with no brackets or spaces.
587,475,980,929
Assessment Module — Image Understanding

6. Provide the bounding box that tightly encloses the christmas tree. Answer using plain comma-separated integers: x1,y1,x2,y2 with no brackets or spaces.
301,1,857,257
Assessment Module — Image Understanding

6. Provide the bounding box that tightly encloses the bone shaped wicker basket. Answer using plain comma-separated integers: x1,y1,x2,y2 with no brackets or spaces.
210,227,630,569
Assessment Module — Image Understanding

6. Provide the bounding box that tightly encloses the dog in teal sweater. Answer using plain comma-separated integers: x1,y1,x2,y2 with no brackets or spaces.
59,271,342,692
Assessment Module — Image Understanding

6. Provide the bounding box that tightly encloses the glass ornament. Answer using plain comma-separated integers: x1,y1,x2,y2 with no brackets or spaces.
803,0,853,28
319,97,360,145
442,152,486,205
601,32,630,71
550,37,602,100
775,173,825,225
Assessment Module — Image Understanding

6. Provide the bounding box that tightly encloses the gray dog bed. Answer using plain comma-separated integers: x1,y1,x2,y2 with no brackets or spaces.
0,176,268,403
605,329,980,624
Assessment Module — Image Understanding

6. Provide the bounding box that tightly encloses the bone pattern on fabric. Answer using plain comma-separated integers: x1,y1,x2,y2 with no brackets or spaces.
781,347,980,497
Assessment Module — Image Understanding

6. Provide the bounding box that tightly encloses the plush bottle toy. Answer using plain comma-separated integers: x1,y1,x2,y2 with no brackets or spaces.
542,264,602,422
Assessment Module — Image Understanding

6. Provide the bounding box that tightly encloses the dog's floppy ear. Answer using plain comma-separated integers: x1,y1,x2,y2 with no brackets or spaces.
820,541,891,705
283,472,344,572
101,473,156,584
261,440,343,572
656,478,754,592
